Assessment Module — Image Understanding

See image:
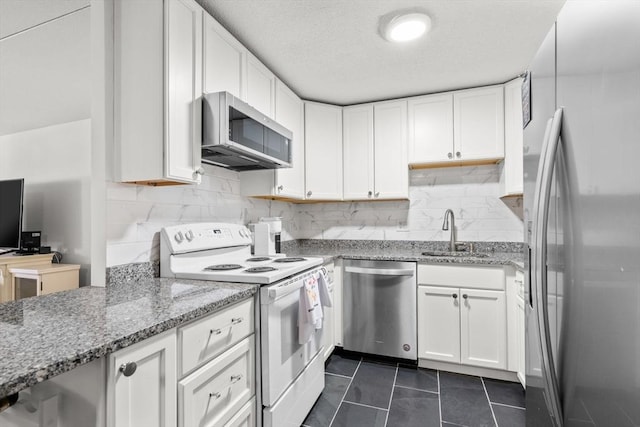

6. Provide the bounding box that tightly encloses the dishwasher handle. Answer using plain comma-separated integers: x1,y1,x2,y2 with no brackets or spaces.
344,266,415,277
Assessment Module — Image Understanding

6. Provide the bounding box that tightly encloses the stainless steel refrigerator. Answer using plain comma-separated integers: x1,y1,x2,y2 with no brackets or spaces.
524,1,640,426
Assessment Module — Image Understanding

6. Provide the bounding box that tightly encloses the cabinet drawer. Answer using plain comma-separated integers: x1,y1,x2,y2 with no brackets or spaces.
179,335,255,427
179,298,254,376
418,264,505,290
224,398,255,427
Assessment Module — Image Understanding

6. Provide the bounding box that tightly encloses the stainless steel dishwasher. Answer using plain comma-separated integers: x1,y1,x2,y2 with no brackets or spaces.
342,259,417,360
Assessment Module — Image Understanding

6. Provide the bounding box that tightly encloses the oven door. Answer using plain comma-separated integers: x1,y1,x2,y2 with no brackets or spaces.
260,272,323,406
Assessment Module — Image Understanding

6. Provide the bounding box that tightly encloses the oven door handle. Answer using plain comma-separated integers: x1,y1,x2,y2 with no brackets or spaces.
344,266,415,277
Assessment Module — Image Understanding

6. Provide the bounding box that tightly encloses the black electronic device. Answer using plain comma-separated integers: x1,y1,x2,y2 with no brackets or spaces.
0,178,24,251
18,231,41,255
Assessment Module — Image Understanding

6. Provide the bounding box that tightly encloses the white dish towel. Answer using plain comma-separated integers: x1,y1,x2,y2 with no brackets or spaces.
298,270,333,344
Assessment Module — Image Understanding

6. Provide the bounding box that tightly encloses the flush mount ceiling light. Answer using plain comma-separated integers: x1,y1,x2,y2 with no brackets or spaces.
382,12,432,43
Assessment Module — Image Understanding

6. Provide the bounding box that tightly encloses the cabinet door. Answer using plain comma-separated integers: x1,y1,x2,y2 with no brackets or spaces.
203,14,246,99
516,296,526,387
165,0,202,183
501,78,524,196
322,285,335,361
417,285,460,363
246,53,275,118
453,85,505,162
342,105,374,200
374,100,409,199
408,93,454,164
460,288,506,369
109,331,177,427
304,102,343,200
274,80,305,198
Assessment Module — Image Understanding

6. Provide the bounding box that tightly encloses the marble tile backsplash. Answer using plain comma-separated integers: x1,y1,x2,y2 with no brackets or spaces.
106,163,523,267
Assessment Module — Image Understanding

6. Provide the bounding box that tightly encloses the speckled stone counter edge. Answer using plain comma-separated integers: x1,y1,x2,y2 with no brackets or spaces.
0,282,257,399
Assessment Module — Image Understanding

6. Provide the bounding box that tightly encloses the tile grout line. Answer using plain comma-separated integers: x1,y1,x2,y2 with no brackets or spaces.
481,377,499,427
383,363,399,427
491,401,526,411
438,370,443,427
342,400,390,412
394,384,439,395
328,358,362,427
325,371,353,379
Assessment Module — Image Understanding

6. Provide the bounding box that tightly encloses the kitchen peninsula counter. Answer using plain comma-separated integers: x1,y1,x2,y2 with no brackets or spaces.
0,278,257,399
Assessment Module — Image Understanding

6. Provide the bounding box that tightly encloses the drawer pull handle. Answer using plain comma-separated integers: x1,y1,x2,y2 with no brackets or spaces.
208,373,244,400
209,392,222,400
230,374,243,383
209,317,245,336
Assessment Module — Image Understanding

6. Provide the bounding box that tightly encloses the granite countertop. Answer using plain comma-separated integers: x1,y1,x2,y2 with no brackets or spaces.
284,240,525,269
0,278,257,399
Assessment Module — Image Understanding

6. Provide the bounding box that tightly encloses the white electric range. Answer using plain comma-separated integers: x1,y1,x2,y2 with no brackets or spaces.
160,223,327,427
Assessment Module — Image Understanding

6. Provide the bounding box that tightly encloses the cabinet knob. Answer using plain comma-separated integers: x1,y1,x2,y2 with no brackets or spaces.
375,192,380,198
462,294,468,299
306,190,312,197
195,167,205,176
452,293,458,299
456,151,461,158
447,152,453,159
277,185,284,192
368,191,373,197
119,362,137,377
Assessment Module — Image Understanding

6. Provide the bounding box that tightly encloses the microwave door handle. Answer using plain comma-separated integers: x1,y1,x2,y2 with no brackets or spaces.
531,107,564,426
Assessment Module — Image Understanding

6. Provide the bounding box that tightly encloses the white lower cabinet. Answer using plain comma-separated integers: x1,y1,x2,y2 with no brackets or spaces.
417,264,507,371
321,262,336,361
107,298,256,427
516,295,526,386
178,336,255,427
108,330,177,427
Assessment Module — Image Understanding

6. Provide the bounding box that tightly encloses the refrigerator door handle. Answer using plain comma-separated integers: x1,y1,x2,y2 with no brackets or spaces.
531,107,564,426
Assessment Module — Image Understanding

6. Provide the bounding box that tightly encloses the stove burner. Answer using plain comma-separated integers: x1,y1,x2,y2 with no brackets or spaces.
246,257,271,262
273,257,307,263
204,264,243,271
245,266,277,273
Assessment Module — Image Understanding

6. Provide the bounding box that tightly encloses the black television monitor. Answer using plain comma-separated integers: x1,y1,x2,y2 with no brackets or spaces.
0,178,24,251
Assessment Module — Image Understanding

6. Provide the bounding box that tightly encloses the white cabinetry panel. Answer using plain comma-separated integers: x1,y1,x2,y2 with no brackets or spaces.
418,285,460,363
408,93,454,163
108,330,177,427
304,102,343,200
342,105,374,200
373,100,409,199
460,288,506,370
453,85,505,162
246,53,275,118
203,14,246,99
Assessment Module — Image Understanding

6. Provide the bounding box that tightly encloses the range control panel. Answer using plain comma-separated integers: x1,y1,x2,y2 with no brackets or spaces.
162,223,252,254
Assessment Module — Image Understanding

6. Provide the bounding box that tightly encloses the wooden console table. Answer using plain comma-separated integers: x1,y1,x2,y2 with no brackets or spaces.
0,253,54,303
10,264,80,300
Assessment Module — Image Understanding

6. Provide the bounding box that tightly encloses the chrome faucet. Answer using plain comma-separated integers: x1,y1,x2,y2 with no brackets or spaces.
442,209,456,252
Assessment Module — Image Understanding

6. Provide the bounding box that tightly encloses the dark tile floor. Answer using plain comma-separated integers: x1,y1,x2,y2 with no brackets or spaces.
303,354,525,427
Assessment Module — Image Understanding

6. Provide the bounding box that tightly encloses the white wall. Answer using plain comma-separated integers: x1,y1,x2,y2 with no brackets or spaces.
0,5,92,284
106,163,523,267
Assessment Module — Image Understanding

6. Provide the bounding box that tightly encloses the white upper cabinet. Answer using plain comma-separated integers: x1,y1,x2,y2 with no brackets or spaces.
304,102,343,200
453,85,505,162
500,77,524,196
115,0,203,185
408,93,454,163
373,100,409,199
408,85,504,167
246,53,275,118
273,80,305,198
343,105,374,200
342,101,409,200
203,13,246,99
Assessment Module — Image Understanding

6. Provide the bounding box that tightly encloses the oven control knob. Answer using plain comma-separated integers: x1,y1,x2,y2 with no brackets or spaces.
185,230,194,242
174,232,184,243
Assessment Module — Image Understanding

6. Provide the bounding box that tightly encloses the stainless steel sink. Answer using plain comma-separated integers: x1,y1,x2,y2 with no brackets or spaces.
421,250,490,258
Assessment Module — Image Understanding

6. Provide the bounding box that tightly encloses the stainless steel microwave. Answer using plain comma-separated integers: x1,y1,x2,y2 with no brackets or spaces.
202,91,293,171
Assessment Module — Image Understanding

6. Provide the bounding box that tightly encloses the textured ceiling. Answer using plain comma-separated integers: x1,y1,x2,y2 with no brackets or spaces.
198,0,565,105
